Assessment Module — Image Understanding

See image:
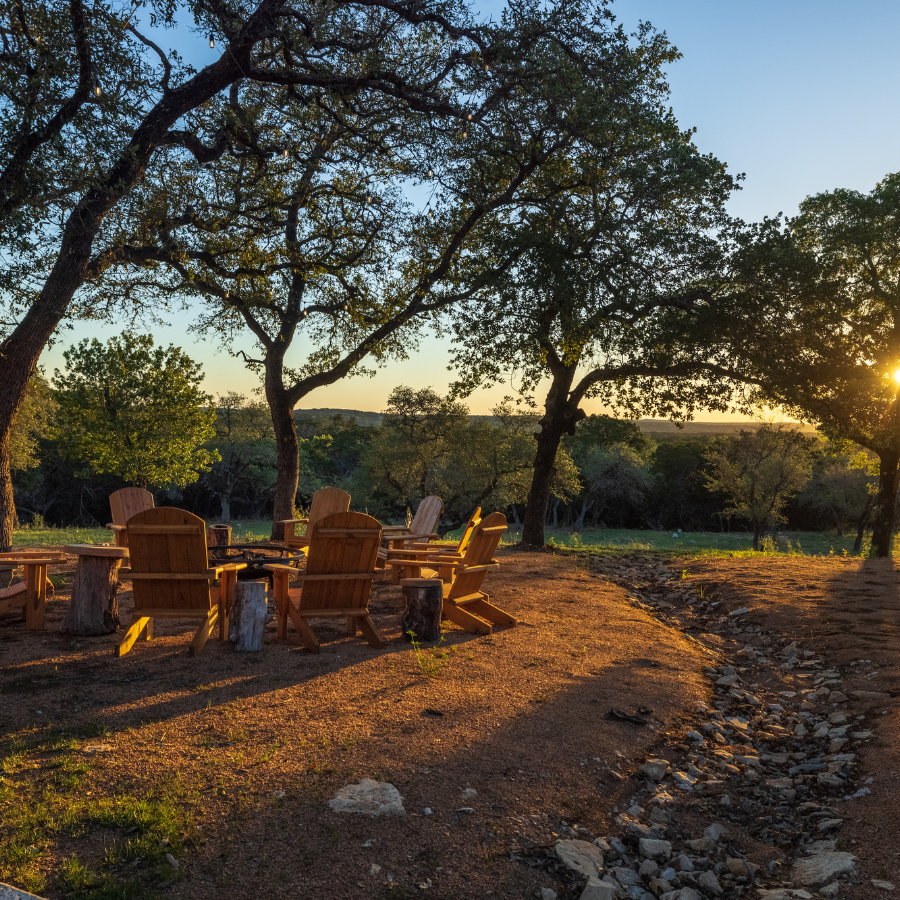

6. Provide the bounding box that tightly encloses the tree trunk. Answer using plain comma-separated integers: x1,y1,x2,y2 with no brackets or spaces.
509,504,521,527
400,577,442,643
267,380,300,541
551,497,560,528
62,555,121,635
871,450,900,558
228,581,267,651
752,521,764,551
574,498,591,531
0,429,13,552
853,494,875,554
521,367,584,547
220,493,232,523
208,524,232,559
830,508,843,537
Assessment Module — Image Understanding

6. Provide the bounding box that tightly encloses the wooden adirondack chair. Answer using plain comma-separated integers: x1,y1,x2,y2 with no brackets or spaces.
116,508,247,657
381,508,481,581
379,495,443,581
106,487,155,548
264,511,384,653
279,487,351,551
388,511,514,634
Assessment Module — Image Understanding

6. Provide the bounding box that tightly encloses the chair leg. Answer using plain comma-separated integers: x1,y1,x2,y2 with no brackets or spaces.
467,597,517,627
442,601,492,634
218,578,229,642
296,616,320,653
116,617,151,656
189,609,218,657
357,614,386,650
346,616,357,636
143,618,153,640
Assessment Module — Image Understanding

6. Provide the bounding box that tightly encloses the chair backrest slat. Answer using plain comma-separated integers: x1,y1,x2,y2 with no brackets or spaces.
306,488,351,529
127,508,212,612
447,511,507,601
110,488,155,526
455,507,482,555
302,511,381,610
409,495,443,537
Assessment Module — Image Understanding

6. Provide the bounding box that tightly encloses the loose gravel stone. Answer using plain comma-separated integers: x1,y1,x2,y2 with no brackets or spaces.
791,852,857,887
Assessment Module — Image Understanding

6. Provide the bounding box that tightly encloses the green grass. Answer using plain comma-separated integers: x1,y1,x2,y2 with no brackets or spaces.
13,519,888,559
11,519,275,548
439,524,888,558
0,728,196,898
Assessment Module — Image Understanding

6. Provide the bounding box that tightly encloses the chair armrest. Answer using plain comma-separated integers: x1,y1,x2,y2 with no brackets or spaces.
277,518,308,525
386,549,461,559
210,562,248,574
262,563,297,573
106,524,126,532
381,525,410,534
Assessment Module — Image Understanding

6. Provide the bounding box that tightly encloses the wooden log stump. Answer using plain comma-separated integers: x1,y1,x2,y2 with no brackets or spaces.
400,578,443,642
62,550,123,635
208,524,232,560
228,581,267,652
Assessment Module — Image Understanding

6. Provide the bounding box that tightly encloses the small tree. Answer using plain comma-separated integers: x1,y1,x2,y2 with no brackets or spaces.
204,393,275,522
54,334,218,490
575,443,655,530
705,424,814,550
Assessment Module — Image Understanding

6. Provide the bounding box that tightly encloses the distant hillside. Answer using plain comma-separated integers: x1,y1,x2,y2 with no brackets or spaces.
637,419,817,438
293,409,817,438
294,408,383,427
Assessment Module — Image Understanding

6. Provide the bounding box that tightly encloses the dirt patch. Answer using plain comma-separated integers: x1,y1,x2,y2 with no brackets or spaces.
686,556,900,900
1,549,710,899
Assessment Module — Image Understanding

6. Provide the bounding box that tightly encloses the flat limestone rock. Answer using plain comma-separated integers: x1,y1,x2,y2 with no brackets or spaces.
0,883,46,900
791,852,857,887
329,779,405,817
850,691,891,702
556,839,605,879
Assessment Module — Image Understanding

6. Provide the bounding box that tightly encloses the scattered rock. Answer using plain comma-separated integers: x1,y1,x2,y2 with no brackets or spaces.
791,852,857,887
580,881,617,900
639,838,672,860
698,871,723,895
541,889,559,900
757,891,790,900
850,690,891,702
819,884,840,899
329,780,406,817
640,759,669,781
165,853,179,869
272,789,285,800
872,882,896,892
828,691,849,703
555,840,605,879
725,858,758,877
461,787,478,799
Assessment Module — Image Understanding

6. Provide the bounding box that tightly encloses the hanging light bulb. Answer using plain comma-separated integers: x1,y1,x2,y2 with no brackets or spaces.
93,78,101,97
209,34,215,48
467,113,472,121
427,165,434,178
283,147,288,158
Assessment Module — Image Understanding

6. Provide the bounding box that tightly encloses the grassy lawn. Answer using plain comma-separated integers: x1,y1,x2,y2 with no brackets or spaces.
11,520,889,558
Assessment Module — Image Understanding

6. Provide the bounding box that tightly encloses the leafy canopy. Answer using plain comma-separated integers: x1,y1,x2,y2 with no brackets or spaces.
53,334,218,490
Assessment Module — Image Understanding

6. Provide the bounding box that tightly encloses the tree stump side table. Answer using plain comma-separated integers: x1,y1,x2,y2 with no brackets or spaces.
400,578,443,643
62,545,129,635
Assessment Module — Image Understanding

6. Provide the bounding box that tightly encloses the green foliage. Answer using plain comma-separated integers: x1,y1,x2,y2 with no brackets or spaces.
53,334,218,490
9,374,56,471
358,386,576,523
704,424,815,549
204,393,275,521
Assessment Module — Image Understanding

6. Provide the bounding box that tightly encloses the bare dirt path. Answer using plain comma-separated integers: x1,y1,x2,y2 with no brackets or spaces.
1,550,709,899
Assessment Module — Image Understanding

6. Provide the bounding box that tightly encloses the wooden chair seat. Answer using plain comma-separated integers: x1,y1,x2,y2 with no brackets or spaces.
117,508,246,657
265,511,384,653
387,512,513,634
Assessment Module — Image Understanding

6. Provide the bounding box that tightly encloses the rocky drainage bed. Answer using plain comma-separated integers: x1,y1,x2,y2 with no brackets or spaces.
514,556,890,900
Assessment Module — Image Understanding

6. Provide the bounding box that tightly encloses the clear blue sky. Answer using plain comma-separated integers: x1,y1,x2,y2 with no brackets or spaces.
40,0,900,415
